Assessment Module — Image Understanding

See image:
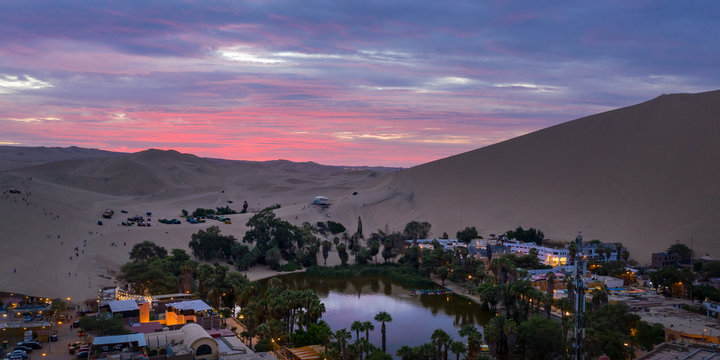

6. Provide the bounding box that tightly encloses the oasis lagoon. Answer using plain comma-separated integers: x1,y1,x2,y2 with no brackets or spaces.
260,273,490,358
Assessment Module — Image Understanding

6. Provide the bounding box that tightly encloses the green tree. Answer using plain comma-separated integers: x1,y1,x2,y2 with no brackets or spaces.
544,272,556,319
485,314,516,360
634,321,665,352
505,226,544,245
189,226,237,261
403,221,432,242
584,303,640,360
321,240,332,266
374,311,393,353
667,243,693,264
436,266,449,286
450,341,466,360
363,321,374,343
351,320,363,341
337,243,349,266
367,350,393,360
368,237,381,263
327,221,346,235
129,241,167,262
456,226,479,244
78,311,128,336
334,329,352,360
355,245,371,265
458,325,482,359
430,328,451,360
516,315,563,360
356,216,364,239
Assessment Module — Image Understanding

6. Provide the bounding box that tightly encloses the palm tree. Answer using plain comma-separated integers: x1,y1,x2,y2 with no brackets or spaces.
179,261,196,294
374,311,392,352
459,324,482,359
485,315,517,360
351,320,363,341
450,341,467,360
431,329,451,360
352,338,372,360
322,240,332,265
195,263,215,297
545,272,556,318
396,345,415,360
477,282,500,313
362,321,374,343
334,328,352,360
568,242,578,265
489,257,516,285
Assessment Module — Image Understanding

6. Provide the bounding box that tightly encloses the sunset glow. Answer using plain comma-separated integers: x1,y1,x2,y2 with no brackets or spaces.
1,1,717,166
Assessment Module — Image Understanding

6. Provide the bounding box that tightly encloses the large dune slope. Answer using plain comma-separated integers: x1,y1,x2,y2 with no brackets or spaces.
380,90,720,260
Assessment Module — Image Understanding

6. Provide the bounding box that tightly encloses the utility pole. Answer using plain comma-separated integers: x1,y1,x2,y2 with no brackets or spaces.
574,232,586,360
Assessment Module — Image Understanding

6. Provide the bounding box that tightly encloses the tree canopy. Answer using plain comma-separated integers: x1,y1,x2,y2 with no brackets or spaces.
130,241,167,262
667,243,693,264
189,226,237,261
456,226,480,244
505,226,545,245
403,221,432,240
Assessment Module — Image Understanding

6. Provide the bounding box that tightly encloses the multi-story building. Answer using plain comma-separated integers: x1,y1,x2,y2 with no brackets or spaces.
507,241,570,267
579,242,626,262
651,252,679,268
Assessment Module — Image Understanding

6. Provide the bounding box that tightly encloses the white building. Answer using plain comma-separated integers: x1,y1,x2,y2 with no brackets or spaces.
405,239,462,250
579,242,625,262
507,241,570,267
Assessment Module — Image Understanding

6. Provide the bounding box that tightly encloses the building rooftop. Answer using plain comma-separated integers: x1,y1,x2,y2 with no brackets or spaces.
639,343,720,360
108,299,139,313
93,333,147,347
125,321,163,334
165,299,212,312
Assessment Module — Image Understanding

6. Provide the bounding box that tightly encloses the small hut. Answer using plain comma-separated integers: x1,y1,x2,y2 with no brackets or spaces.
312,196,329,207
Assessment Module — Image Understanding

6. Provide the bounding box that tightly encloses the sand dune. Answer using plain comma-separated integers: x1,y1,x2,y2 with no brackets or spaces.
0,145,122,171
377,90,720,261
2,90,720,300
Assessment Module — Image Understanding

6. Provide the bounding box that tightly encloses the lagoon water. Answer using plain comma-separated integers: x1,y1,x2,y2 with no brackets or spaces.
265,273,490,358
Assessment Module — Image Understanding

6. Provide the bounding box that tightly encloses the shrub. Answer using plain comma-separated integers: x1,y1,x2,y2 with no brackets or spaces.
254,339,273,352
278,261,302,272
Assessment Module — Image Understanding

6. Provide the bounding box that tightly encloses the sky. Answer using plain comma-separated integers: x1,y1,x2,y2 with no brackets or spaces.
0,1,718,167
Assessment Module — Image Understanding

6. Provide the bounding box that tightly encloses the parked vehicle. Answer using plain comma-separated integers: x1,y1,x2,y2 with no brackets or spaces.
71,320,80,328
8,351,28,359
68,341,85,355
18,341,42,349
13,346,32,353
7,352,28,360
76,351,89,359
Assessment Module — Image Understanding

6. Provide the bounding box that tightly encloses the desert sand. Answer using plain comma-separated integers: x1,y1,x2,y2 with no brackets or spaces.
2,90,720,301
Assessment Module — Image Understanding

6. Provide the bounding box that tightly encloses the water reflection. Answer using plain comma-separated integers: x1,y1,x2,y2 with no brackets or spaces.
259,273,490,358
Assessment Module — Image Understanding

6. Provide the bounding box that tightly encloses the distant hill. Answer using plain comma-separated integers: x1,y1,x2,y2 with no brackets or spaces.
0,146,123,171
381,90,720,261
7,148,397,196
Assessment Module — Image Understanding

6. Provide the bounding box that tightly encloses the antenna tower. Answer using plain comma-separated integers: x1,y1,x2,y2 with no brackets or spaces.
574,232,586,360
